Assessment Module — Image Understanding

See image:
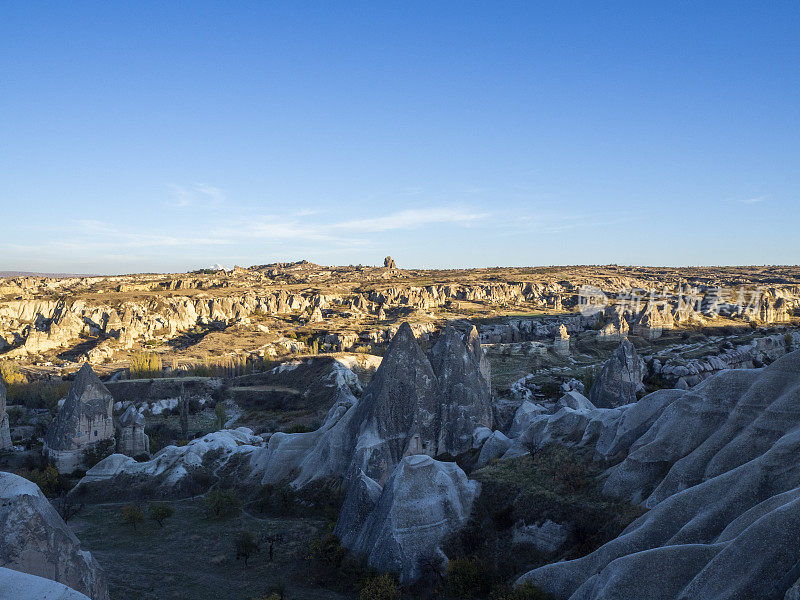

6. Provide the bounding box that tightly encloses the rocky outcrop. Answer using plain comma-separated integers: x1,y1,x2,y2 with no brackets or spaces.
596,307,629,341
553,324,570,356
0,379,11,450
587,339,645,408
633,301,675,339
428,325,493,457
339,455,479,584
383,256,396,269
0,567,93,600
73,427,262,500
516,351,800,600
117,405,149,457
43,364,115,474
0,472,108,600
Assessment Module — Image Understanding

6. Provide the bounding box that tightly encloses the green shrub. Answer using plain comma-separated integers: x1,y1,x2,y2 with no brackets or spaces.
581,368,598,394
235,530,259,568
21,464,69,497
121,504,145,531
148,502,174,527
360,573,401,600
446,557,491,598
205,488,241,519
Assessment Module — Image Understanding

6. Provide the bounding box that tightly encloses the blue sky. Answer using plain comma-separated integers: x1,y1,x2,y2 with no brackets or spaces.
1,1,798,273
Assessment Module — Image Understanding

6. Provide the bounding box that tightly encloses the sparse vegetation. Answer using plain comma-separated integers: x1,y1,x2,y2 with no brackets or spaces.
444,446,644,592
121,504,146,531
129,351,163,379
149,501,175,527
360,573,401,600
205,488,242,519
235,530,260,568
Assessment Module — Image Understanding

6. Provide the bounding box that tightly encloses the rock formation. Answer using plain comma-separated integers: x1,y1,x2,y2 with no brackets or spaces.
587,339,645,408
0,567,93,600
43,364,115,473
0,472,108,600
73,427,262,500
383,256,396,269
596,307,629,341
338,454,479,584
513,350,800,600
0,379,11,450
117,405,149,457
553,324,570,356
428,324,493,457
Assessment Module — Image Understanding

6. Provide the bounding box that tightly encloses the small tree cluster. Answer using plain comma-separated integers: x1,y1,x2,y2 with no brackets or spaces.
149,502,175,527
121,504,145,531
235,530,259,568
205,488,241,519
359,573,401,600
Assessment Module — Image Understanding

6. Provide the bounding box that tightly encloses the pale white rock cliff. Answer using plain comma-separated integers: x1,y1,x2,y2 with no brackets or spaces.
0,472,108,600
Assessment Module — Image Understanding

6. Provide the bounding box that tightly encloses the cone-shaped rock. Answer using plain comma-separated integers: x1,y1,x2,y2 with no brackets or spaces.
43,364,115,473
588,339,646,408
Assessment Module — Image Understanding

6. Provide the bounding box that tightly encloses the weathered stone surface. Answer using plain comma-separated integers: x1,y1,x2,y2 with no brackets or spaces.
43,364,115,473
0,472,108,600
116,405,149,457
476,430,512,468
587,339,645,408
0,567,92,600
553,324,570,356
73,427,262,499
0,379,11,450
517,351,800,600
512,520,569,554
383,256,396,269
343,455,479,584
429,324,493,457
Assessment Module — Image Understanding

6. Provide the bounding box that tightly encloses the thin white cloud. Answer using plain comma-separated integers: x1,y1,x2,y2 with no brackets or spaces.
332,207,489,233
739,196,767,204
169,183,226,207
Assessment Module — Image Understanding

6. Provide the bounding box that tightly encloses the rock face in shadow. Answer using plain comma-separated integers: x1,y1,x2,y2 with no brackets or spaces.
0,472,108,600
429,325,493,458
516,350,800,600
117,405,149,457
347,322,442,484
253,322,493,489
256,322,491,582
587,339,646,408
339,454,480,584
43,363,115,473
0,379,11,450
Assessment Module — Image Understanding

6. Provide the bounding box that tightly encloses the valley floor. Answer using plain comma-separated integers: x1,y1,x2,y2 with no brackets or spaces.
68,500,344,600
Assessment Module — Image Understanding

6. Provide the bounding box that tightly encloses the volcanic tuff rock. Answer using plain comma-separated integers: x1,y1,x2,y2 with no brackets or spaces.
73,427,262,500
43,364,115,473
116,405,149,457
514,351,800,600
553,324,570,356
0,568,93,600
339,454,479,584
587,339,646,408
0,472,108,600
428,324,493,457
0,379,11,450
